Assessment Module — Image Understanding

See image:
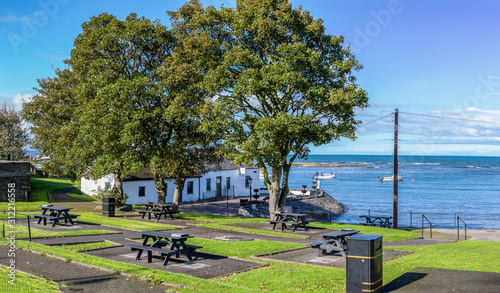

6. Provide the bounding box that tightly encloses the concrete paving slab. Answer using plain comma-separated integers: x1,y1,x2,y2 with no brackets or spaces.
85,245,267,279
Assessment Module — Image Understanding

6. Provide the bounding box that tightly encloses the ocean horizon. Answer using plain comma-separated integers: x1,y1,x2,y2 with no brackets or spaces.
261,154,500,229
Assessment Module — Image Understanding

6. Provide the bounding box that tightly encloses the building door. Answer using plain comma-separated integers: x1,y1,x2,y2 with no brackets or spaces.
216,176,222,198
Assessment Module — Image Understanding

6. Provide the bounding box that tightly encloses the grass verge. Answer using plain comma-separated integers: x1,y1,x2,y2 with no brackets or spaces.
78,213,178,231
6,224,116,239
58,241,118,251
0,265,60,293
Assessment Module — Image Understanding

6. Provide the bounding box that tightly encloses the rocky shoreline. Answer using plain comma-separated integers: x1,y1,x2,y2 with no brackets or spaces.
238,189,345,222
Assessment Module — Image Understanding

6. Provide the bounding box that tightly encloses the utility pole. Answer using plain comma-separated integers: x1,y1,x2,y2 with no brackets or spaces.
393,108,398,229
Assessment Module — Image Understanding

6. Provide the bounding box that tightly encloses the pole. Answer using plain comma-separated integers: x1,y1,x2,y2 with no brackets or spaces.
393,108,399,229
27,215,32,242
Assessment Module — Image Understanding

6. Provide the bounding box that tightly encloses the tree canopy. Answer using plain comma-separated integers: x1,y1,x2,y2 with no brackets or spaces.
0,103,29,160
23,12,223,206
169,0,369,214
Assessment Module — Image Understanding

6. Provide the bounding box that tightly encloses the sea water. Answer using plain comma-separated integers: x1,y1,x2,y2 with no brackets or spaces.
261,155,500,227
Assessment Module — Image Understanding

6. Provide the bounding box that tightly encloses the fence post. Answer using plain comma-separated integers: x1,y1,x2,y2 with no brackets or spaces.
27,215,32,242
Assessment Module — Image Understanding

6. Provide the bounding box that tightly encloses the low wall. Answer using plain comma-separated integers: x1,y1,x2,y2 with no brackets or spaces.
0,161,31,202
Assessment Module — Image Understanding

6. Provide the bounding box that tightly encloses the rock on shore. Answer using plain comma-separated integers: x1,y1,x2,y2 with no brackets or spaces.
239,189,345,221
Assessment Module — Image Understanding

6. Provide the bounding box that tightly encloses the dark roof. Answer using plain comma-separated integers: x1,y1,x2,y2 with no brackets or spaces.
122,160,258,182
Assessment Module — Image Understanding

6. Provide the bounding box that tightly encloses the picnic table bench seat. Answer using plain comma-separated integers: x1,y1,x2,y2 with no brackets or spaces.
308,239,336,249
152,241,203,251
31,214,59,226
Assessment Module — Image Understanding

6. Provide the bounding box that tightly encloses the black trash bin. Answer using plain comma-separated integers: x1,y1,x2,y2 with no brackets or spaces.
346,234,383,293
102,197,115,217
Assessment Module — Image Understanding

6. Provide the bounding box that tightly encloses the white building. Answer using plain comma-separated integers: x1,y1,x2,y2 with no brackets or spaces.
81,160,260,205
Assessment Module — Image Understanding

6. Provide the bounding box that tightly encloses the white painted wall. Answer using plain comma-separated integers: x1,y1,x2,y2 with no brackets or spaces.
81,167,260,205
81,174,115,196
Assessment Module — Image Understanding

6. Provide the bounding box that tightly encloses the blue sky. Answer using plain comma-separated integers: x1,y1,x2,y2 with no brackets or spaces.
1,0,499,157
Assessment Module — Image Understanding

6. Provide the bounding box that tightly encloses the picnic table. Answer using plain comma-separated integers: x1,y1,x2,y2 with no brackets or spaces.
32,205,79,227
136,203,176,220
359,215,393,228
126,231,202,266
309,230,359,258
269,211,309,232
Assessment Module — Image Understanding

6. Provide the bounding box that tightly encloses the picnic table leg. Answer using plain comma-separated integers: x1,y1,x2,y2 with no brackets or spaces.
135,249,143,260
162,254,171,266
147,250,153,263
148,212,151,220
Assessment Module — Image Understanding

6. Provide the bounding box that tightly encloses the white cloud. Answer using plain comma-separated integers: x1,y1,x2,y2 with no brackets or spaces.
0,12,22,23
13,93,33,111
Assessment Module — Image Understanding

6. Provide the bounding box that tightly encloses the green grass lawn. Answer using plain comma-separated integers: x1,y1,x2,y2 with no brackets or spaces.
384,241,500,283
8,217,499,293
0,265,60,293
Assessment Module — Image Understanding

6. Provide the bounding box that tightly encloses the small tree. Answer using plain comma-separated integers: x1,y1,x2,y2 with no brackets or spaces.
0,103,29,160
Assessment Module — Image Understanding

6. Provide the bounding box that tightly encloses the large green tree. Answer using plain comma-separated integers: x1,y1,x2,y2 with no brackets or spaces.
169,0,369,216
24,12,223,205
0,103,29,160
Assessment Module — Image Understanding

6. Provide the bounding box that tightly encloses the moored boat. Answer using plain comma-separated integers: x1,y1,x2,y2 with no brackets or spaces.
313,170,335,180
378,174,404,182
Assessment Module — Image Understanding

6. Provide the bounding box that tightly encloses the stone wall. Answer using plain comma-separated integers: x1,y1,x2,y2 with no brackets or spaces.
0,161,31,202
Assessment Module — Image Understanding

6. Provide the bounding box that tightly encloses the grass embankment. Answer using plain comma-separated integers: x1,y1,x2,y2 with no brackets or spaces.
30,175,81,201
0,175,83,213
67,190,97,202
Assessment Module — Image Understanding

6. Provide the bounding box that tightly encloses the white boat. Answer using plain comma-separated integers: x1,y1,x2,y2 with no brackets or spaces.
378,174,404,182
313,170,335,180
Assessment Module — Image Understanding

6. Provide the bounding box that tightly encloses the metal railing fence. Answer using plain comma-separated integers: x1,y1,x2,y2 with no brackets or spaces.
340,209,500,230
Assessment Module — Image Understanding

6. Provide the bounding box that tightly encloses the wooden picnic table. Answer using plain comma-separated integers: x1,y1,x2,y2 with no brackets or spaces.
136,203,176,220
270,211,309,232
309,230,359,258
32,205,79,227
359,215,393,228
126,231,202,266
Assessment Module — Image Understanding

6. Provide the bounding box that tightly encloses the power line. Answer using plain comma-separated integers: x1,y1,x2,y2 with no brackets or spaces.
360,113,393,126
399,111,500,125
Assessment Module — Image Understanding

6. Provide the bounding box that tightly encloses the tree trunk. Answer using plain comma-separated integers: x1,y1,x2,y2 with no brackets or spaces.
154,174,167,204
171,178,186,212
114,172,123,197
268,166,283,220
278,161,292,209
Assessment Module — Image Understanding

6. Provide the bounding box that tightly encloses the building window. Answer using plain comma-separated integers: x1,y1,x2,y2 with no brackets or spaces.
187,181,194,194
226,177,231,189
206,178,211,191
138,186,145,197
104,182,110,190
245,175,251,188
